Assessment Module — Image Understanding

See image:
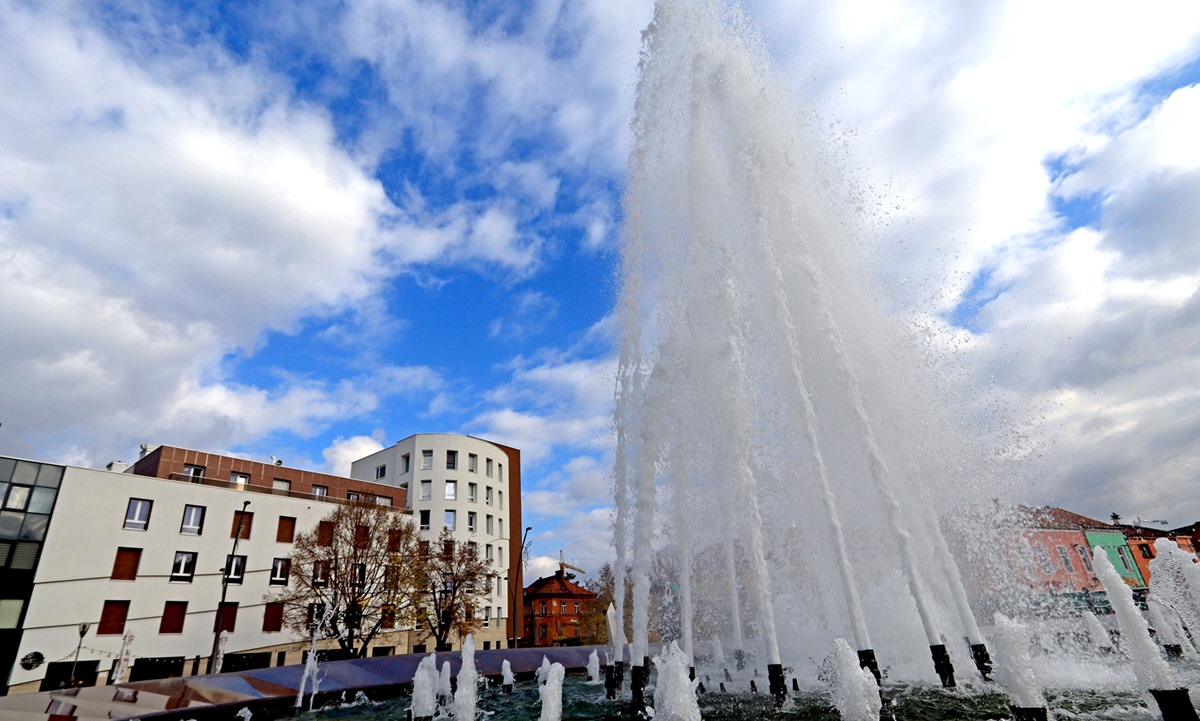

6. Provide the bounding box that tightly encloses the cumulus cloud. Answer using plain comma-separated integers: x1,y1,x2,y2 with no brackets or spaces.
322,434,387,476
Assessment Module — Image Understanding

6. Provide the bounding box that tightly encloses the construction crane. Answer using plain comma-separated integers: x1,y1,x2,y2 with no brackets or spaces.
559,551,586,577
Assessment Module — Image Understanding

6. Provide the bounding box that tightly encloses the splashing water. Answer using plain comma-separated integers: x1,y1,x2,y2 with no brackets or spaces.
454,635,479,720
410,654,438,720
501,658,515,688
537,662,566,721
653,641,702,721
827,638,882,721
586,649,601,684
990,613,1045,709
1093,548,1174,690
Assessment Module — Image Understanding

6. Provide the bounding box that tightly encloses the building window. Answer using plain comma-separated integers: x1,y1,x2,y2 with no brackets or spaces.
1117,545,1135,573
4,484,31,510
306,602,325,628
420,480,432,501
374,495,392,506
311,485,328,498
485,544,493,563
159,601,187,634
496,545,503,566
468,454,478,473
98,600,131,635
263,602,284,632
275,516,296,543
0,599,23,630
498,490,503,508
354,524,370,549
420,510,431,531
313,561,329,588
468,541,478,557
1138,543,1154,559
353,562,367,589
1075,545,1094,572
269,558,291,586
215,602,238,633
272,479,291,493
225,554,247,584
483,606,491,628
445,480,457,500
486,515,494,535
170,551,197,582
485,487,493,506
467,512,477,532
230,472,249,487
421,450,433,470
347,491,361,502
446,451,458,470
486,458,494,477
231,510,253,540
317,520,334,547
1057,546,1076,574
401,454,410,473
182,464,205,480
574,602,580,614
444,510,456,531
499,464,503,482
375,464,387,480
468,483,478,503
111,547,142,580
123,498,152,531
540,601,547,615
180,505,205,535
381,604,396,629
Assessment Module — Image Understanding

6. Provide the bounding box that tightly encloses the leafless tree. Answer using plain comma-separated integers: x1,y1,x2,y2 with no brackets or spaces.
413,528,494,651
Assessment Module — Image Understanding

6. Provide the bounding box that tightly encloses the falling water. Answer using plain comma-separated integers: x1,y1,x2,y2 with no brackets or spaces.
538,662,566,721
587,649,601,683
827,638,882,721
653,641,703,721
410,654,438,720
615,0,985,684
1093,549,1174,690
990,613,1045,709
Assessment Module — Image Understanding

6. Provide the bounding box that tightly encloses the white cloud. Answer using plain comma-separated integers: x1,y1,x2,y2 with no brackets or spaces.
322,434,386,476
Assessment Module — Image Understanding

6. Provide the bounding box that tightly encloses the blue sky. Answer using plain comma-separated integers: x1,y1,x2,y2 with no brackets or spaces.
3,0,1200,576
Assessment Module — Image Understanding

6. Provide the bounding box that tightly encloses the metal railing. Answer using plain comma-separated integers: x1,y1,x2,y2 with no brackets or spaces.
166,473,411,513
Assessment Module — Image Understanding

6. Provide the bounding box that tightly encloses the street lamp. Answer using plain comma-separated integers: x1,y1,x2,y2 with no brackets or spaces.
209,500,250,673
507,526,532,649
69,623,88,687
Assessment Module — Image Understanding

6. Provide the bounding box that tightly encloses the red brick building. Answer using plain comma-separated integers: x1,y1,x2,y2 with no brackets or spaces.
129,445,406,507
523,570,597,647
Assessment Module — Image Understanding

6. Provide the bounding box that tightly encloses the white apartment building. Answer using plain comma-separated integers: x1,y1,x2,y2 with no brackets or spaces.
0,450,412,695
349,434,525,650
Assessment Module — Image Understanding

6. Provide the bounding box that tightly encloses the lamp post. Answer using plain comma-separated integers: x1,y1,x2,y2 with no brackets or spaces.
209,500,250,673
69,623,88,687
507,526,532,649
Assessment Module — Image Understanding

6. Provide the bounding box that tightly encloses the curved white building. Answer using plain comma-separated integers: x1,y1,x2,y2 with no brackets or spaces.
349,434,524,650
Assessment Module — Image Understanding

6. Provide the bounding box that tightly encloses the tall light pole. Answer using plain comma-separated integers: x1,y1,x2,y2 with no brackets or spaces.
508,526,532,649
69,623,88,687
209,500,250,673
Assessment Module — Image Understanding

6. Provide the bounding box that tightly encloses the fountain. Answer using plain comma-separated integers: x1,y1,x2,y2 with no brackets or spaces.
539,662,566,721
409,653,438,721
453,635,479,721
614,0,991,696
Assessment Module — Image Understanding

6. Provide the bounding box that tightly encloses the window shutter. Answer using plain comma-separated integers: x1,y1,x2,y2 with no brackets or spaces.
262,602,284,632
98,600,130,635
111,547,142,580
214,602,238,633
317,521,334,547
354,525,370,549
387,529,402,552
231,511,253,539
276,516,296,543
159,601,187,634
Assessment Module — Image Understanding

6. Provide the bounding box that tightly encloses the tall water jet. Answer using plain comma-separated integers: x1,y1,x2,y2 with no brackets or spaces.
538,662,566,721
826,638,883,721
991,613,1047,721
1094,548,1198,721
453,635,478,721
653,641,702,721
616,0,984,692
410,654,438,721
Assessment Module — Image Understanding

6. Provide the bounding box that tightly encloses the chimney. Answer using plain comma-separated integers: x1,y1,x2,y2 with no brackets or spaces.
138,444,152,459
107,461,129,473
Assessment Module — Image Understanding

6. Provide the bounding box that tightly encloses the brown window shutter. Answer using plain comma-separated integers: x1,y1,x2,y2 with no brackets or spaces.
317,521,334,547
214,602,238,633
98,600,130,635
111,547,142,580
387,529,402,552
276,516,296,543
159,601,187,634
354,525,370,549
231,511,253,539
262,602,284,632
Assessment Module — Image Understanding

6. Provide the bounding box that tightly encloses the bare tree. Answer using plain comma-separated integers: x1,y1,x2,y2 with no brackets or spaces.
413,528,494,651
269,501,422,657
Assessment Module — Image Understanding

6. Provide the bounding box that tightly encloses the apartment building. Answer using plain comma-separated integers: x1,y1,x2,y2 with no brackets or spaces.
349,434,524,649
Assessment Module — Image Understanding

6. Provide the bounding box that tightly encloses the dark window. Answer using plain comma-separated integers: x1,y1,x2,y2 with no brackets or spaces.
159,601,187,634
98,600,130,635
311,485,328,498
215,602,238,633
180,505,205,535
225,554,246,584
182,464,205,479
347,491,361,502
387,529,404,552
306,602,326,627
353,562,366,589
443,540,455,559
263,602,284,632
446,451,457,470
419,510,430,531
123,498,152,531
276,516,296,543
1139,543,1154,559
381,604,396,629
170,551,197,582
317,521,334,547
354,524,369,549
313,561,329,588
1075,545,1094,572
375,464,387,479
230,510,253,540
111,547,141,580
269,558,290,586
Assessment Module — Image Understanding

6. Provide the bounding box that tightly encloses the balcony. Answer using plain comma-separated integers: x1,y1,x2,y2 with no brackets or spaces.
166,473,411,513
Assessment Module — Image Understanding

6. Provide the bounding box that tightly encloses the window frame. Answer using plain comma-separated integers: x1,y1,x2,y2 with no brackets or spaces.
123,498,152,531
170,551,197,583
180,504,205,536
269,558,291,586
225,554,247,584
